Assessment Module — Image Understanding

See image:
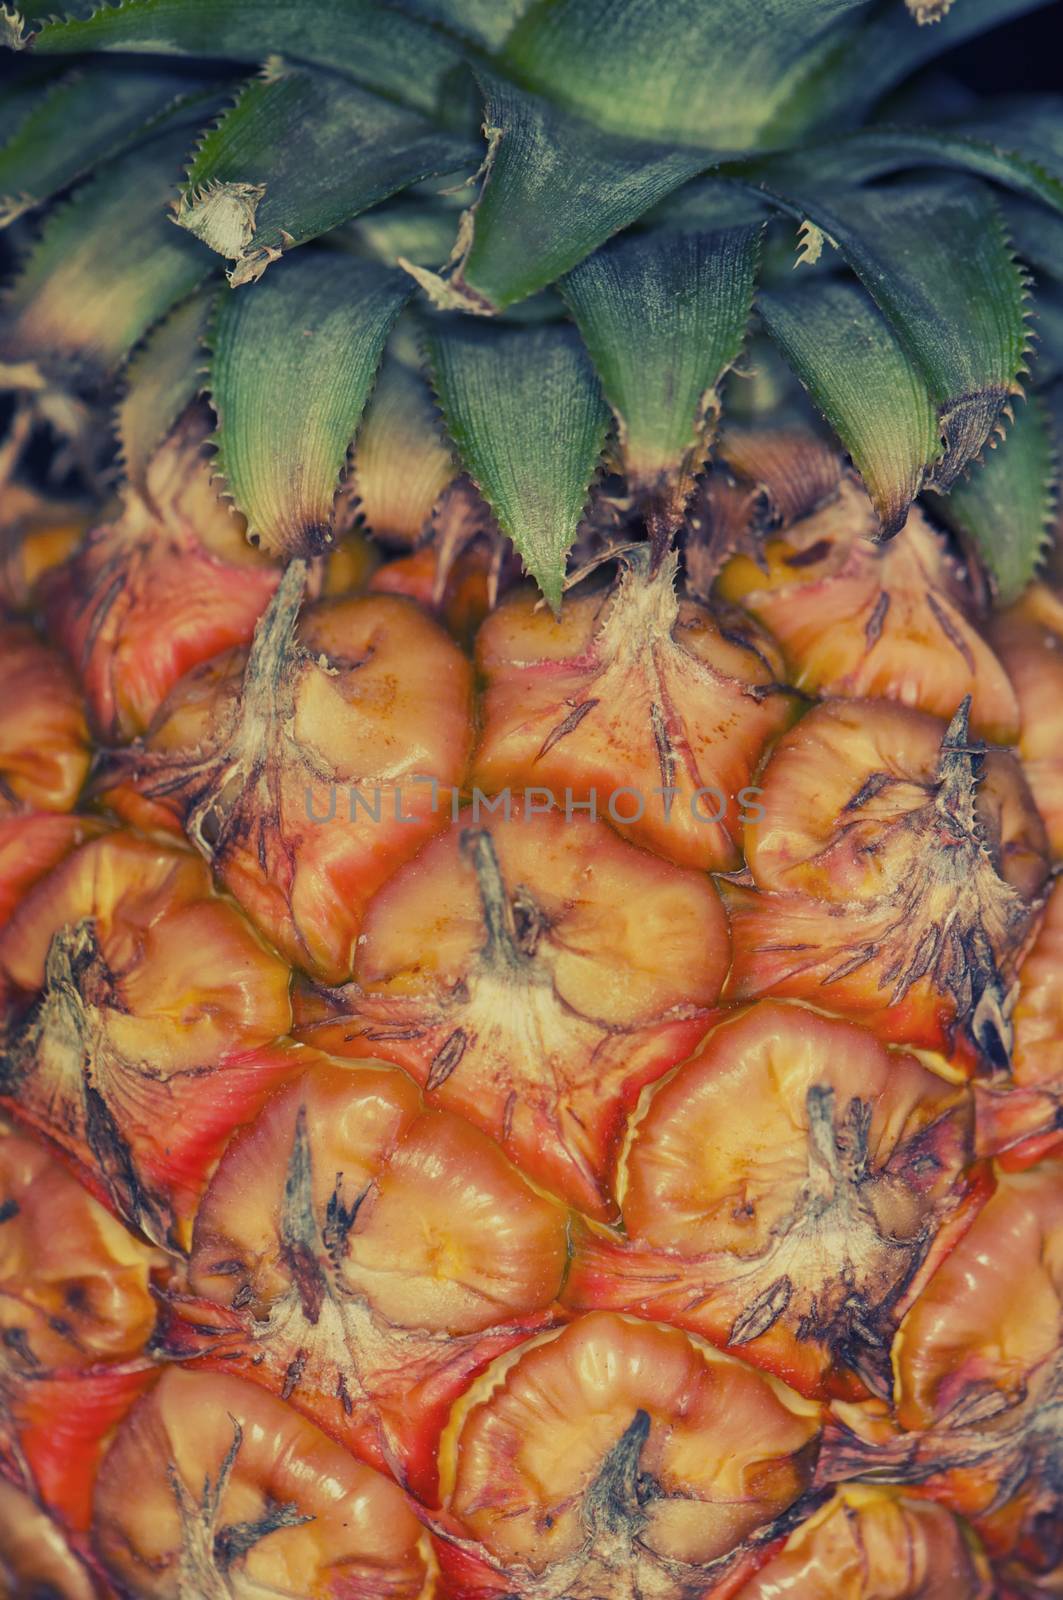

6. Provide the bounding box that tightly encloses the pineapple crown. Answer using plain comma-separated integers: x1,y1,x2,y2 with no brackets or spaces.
0,0,1061,606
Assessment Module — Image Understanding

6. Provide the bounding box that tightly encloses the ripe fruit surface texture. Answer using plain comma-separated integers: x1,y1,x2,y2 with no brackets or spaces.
2,0,1063,1581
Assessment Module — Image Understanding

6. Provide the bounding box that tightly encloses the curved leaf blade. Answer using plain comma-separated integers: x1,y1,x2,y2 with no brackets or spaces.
408,73,710,313
782,0,1055,134
423,318,609,607
561,224,762,526
0,115,215,386
926,393,1057,604
735,118,1063,215
177,68,477,286
501,0,869,148
210,252,411,554
351,330,456,544
0,61,214,228
27,0,472,123
117,288,216,493
756,178,1029,486
759,277,940,533
0,63,69,149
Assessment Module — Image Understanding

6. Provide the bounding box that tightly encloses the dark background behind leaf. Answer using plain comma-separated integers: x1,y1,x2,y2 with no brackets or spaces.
947,6,1062,90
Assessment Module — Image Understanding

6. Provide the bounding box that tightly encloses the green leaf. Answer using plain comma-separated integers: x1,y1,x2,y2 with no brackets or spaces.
27,0,472,123
175,67,476,286
962,97,1063,189
734,119,1063,216
501,0,869,148
351,329,456,543
117,288,216,494
0,61,215,229
0,115,215,387
391,0,532,50
424,318,609,607
209,252,411,555
0,61,68,150
647,178,772,232
755,178,1028,486
759,277,940,534
926,393,1057,604
561,225,761,526
406,73,711,313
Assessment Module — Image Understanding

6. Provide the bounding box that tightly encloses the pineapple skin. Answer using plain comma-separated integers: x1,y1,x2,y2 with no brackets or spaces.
0,426,1061,1600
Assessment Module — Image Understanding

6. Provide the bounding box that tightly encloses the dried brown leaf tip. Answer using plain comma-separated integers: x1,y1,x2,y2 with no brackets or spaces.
905,0,956,20
173,179,265,256
172,180,285,286
0,6,28,47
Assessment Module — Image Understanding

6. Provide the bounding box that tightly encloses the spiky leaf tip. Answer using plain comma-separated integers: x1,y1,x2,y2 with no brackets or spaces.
561,223,762,533
423,317,610,609
405,72,711,315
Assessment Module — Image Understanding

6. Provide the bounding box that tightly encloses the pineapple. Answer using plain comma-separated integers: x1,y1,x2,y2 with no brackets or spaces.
2,0,1063,1596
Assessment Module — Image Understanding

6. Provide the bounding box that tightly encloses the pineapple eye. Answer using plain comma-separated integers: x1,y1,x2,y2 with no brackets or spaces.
98,576,474,984
472,545,798,874
92,1368,431,1600
566,1000,978,1400
298,804,728,1218
727,697,1049,1065
732,1485,993,1599
436,1310,820,1596
176,1057,568,1501
716,476,1020,744
822,1163,1063,1578
44,407,281,744
0,832,293,1248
